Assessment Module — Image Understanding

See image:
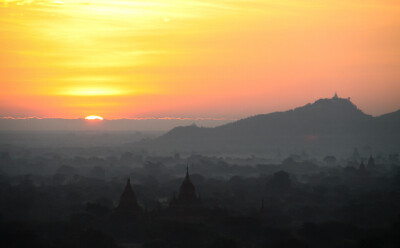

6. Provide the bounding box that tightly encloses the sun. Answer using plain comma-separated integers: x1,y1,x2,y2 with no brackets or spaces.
85,115,104,120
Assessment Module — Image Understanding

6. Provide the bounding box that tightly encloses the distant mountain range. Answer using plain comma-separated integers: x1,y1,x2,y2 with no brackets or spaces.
0,118,229,132
141,96,400,156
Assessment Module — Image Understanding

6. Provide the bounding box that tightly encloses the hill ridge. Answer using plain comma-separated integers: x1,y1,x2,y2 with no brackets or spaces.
146,96,400,155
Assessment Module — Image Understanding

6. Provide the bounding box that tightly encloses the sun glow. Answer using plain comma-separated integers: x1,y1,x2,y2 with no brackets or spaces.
85,115,104,120
1,0,400,118
62,87,126,96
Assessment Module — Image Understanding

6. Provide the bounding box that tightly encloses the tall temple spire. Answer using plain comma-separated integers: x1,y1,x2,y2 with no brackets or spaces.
115,177,143,216
167,167,204,220
176,166,198,205
122,178,135,198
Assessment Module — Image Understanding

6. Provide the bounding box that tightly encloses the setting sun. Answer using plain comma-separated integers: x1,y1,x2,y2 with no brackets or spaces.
85,115,104,120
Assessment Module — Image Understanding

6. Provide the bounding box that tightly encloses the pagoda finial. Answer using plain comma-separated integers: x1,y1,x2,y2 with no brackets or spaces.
333,92,338,99
123,178,133,193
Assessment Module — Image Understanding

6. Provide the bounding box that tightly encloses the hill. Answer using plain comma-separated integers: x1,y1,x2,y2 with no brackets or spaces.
139,95,400,156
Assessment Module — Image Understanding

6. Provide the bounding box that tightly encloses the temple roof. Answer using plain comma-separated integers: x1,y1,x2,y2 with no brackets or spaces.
177,166,197,204
121,178,137,200
116,178,142,214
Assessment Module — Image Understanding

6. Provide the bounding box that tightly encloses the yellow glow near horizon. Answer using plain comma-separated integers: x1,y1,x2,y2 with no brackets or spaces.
1,0,400,118
85,115,103,120
61,87,126,96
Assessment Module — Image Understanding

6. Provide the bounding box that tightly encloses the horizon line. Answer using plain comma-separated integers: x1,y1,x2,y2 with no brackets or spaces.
0,116,236,121
1,95,399,120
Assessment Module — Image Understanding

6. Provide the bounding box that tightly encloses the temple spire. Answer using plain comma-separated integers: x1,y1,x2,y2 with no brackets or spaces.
176,166,197,204
115,177,143,217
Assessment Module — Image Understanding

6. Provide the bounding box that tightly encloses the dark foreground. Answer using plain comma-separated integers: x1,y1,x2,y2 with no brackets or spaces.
1,150,400,248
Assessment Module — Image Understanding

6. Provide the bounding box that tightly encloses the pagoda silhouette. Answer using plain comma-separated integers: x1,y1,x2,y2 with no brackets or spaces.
114,178,143,220
166,166,205,221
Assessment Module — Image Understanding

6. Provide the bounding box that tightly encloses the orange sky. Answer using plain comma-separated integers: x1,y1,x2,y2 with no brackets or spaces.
1,0,400,119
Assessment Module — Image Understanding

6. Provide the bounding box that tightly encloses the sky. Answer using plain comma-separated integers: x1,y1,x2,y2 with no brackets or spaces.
1,0,400,120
